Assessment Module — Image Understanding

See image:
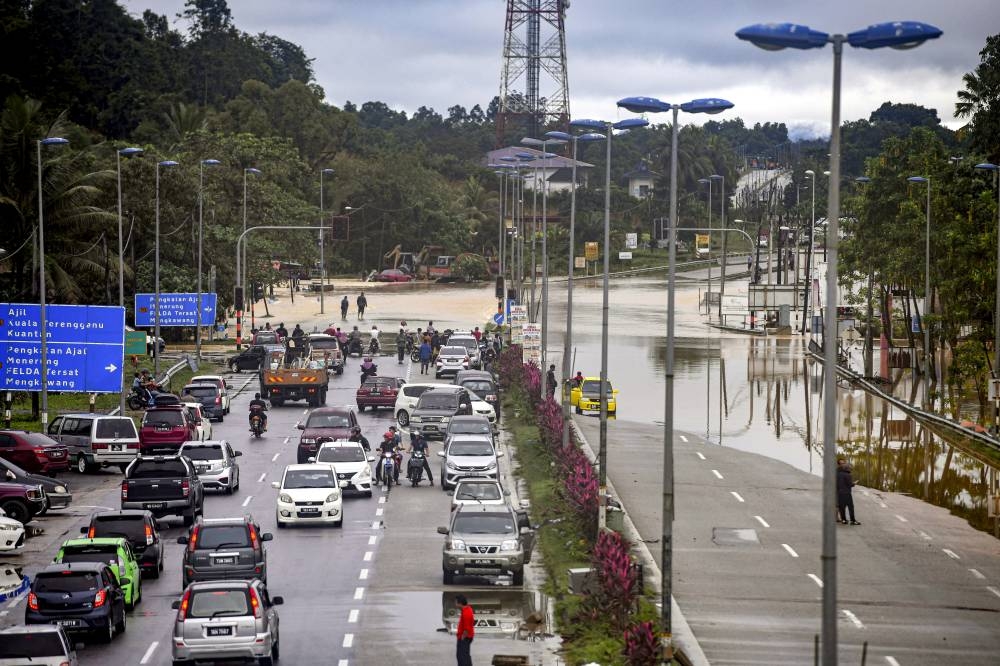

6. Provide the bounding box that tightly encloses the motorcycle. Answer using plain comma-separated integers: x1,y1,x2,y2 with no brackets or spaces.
410,347,422,362
126,389,147,411
249,407,265,439
360,363,378,386
347,337,364,357
367,337,381,356
407,450,427,487
380,451,396,492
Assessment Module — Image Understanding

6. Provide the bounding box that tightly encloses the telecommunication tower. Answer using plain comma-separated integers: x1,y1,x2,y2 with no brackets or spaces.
496,0,570,145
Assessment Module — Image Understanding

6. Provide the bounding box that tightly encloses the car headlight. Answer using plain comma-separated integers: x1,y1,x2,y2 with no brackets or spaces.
356,467,371,479
410,416,421,424
325,492,340,503
54,485,67,494
278,493,293,503
500,539,518,551
446,461,458,470
300,438,316,444
450,538,466,551
486,460,497,470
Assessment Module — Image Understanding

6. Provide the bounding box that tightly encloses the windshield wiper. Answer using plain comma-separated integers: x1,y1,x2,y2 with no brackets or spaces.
209,609,244,618
212,542,245,551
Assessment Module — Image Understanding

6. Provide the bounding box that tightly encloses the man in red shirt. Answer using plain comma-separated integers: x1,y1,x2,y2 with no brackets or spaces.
455,593,474,666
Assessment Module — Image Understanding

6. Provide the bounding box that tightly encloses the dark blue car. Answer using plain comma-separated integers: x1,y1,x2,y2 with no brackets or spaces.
25,562,127,643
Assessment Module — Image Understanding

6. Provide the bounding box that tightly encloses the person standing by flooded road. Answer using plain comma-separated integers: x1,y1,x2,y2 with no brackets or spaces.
837,458,860,525
455,593,474,666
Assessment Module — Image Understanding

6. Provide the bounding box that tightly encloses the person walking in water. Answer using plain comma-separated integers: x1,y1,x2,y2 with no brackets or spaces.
837,458,860,525
454,593,474,666
356,291,368,320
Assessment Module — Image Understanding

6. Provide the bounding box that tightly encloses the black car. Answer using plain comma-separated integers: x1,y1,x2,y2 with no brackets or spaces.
177,515,272,588
25,562,127,643
81,509,164,579
227,345,275,373
453,370,500,423
179,383,225,422
0,457,73,514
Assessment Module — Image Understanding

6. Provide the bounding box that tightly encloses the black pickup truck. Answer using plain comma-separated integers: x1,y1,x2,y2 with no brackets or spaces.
121,456,204,526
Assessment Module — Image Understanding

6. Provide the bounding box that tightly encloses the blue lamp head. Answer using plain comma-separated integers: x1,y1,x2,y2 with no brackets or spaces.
577,133,606,143
855,176,871,183
681,98,735,115
613,118,649,131
710,174,723,181
735,23,829,50
569,118,606,131
40,137,69,146
202,159,221,166
906,176,928,183
974,163,999,171
321,168,334,175
847,21,942,50
246,167,262,175
119,147,143,157
158,160,179,168
514,152,535,160
617,97,671,113
544,131,572,141
698,178,710,185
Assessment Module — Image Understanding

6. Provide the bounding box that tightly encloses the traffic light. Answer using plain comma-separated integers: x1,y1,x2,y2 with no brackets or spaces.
253,283,264,303
234,286,244,311
495,276,504,299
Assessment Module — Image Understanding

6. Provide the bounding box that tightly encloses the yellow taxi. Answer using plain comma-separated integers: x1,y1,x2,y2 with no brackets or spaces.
569,377,618,415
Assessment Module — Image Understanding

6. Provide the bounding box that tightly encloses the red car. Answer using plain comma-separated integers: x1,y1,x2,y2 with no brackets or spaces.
139,406,197,455
356,377,404,412
296,406,358,464
374,269,414,283
0,430,70,475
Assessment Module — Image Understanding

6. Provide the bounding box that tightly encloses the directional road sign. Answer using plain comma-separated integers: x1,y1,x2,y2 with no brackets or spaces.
493,312,504,326
135,293,217,327
0,303,125,393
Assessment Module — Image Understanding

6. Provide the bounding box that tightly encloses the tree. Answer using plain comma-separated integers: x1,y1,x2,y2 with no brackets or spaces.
956,34,1000,162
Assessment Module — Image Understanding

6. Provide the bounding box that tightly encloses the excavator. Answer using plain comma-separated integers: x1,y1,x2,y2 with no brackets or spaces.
381,244,492,281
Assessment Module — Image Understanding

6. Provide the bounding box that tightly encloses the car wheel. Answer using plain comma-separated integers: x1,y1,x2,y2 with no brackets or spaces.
230,362,240,373
276,514,286,529
358,404,365,412
396,410,409,426
76,455,90,474
272,639,280,660
98,617,114,644
443,568,455,585
149,563,161,580
575,406,582,414
272,398,284,407
364,490,373,498
258,652,275,666
0,500,29,524
513,569,524,586
335,518,343,529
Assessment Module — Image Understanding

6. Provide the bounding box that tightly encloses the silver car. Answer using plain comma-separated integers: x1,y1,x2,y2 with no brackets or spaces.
0,624,78,666
437,433,503,490
179,441,242,495
171,579,282,665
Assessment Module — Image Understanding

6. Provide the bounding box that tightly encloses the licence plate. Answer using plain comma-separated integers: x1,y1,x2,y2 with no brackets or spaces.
56,619,80,627
155,426,170,432
472,559,495,565
144,502,165,510
213,557,236,565
207,626,232,636
51,451,65,458
299,507,320,514
110,444,123,451
370,389,379,395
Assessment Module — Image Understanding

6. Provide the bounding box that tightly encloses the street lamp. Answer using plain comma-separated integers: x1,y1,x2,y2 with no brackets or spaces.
974,162,1000,431
197,158,221,361
237,167,261,346
698,177,713,318
711,174,726,320
801,169,817,334
617,94,734,654
154,159,179,377
907,176,932,390
36,136,69,428
545,129,605,450
116,146,142,414
319,168,335,315
737,20,942,666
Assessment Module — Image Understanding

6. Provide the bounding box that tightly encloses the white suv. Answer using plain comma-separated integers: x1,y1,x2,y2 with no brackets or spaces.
437,433,503,490
312,440,375,497
447,335,481,369
271,464,344,528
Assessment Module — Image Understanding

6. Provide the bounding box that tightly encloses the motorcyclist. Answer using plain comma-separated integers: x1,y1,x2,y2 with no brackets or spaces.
360,357,378,385
395,328,407,364
348,426,371,452
248,393,268,431
408,432,434,485
374,432,399,486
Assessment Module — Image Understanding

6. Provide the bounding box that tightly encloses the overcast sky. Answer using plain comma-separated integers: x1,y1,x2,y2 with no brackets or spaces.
123,0,997,138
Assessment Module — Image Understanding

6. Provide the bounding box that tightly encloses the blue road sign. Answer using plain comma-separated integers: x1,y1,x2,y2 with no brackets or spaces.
135,293,217,327
493,312,504,326
505,298,515,322
0,303,125,393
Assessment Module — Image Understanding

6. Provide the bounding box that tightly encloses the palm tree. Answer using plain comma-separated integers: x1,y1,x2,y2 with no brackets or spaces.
454,176,498,249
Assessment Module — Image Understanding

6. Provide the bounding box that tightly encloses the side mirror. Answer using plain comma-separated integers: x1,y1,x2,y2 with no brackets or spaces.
339,480,349,489
170,600,180,610
307,457,316,463
79,526,88,534
176,536,189,545
272,596,284,606
235,451,243,457
74,642,86,651
367,455,376,462
436,526,449,535
436,451,445,458
296,423,305,430
270,481,280,489
519,526,533,535
4,470,14,481
495,450,505,457
260,532,273,542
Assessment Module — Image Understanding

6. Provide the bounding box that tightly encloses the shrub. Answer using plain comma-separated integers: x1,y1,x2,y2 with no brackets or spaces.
590,530,639,629
623,621,661,665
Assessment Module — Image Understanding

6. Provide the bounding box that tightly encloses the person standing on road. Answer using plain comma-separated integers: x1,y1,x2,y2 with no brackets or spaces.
837,458,860,525
340,295,349,320
746,254,752,272
546,364,557,399
275,322,287,340
419,338,432,374
455,593,474,666
357,291,368,320
472,326,482,342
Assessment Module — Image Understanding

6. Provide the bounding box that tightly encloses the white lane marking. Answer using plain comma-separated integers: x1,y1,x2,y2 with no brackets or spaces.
0,610,7,617
348,609,359,623
363,551,373,561
241,495,253,507
378,496,386,504
730,491,745,503
302,409,309,415
257,472,267,482
918,530,932,541
371,520,381,529
969,568,986,580
375,508,384,517
342,633,354,648
942,548,960,560
885,658,901,666
754,515,770,528
781,543,799,558
894,514,908,523
367,535,377,545
271,453,280,462
140,641,159,664
679,435,688,442
359,569,369,580
878,501,888,509
283,437,289,444
987,586,1000,599
842,609,864,630
353,587,365,600
338,661,349,666
695,452,706,460
711,469,724,480
6,597,22,609
808,574,824,588
860,489,871,497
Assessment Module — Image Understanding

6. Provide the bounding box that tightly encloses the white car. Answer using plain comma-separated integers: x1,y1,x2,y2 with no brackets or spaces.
271,464,344,528
395,382,495,428
437,433,504,490
182,403,213,441
450,477,509,512
470,398,496,425
190,375,232,414
0,508,26,552
312,440,375,497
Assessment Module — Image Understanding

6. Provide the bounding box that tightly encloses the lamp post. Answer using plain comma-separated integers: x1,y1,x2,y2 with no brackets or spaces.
319,168,335,315
154,159,179,377
974,162,1000,432
737,20,942,666
907,176,932,391
853,176,872,377
196,158,220,362
237,167,261,346
711,174,726,320
698,177,713,317
116,146,142,415
36,137,69,428
802,169,816,333
617,95,734,654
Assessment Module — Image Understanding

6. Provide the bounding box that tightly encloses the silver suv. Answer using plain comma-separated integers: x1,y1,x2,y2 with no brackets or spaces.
171,579,282,665
438,504,534,585
179,441,242,495
448,335,481,369
437,433,503,490
0,624,79,665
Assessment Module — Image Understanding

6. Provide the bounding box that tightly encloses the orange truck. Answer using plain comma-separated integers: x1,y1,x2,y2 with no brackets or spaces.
260,349,329,407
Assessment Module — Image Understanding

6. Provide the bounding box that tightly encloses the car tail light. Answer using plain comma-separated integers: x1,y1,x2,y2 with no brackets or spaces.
145,524,154,546
248,524,259,549
121,481,128,500
87,526,96,538
464,357,470,363
93,588,107,608
92,443,107,450
189,525,200,552
249,587,262,618
215,396,222,405
177,588,191,619
27,592,38,610
33,447,48,459
181,480,190,498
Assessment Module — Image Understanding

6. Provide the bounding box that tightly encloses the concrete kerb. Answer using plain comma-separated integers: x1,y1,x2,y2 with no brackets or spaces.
570,418,709,666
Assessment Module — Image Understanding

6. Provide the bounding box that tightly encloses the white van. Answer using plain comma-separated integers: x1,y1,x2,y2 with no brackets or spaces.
47,414,140,473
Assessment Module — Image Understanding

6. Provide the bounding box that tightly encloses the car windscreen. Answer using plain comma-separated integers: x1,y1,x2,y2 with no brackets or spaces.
449,441,494,456
0,632,67,658
254,332,278,343
440,346,467,356
452,513,516,535
451,338,477,351
196,525,250,550
455,483,502,501
460,380,494,395
306,413,350,428
403,385,431,398
129,460,188,478
34,572,100,593
142,410,183,427
449,421,491,435
581,380,613,396
188,588,251,618
93,516,146,541
283,469,336,489
95,418,137,439
59,546,119,565
309,338,339,350
183,387,218,398
417,393,458,410
317,446,366,463
181,446,224,461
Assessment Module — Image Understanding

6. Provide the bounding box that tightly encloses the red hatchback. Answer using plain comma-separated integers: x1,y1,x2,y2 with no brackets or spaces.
139,406,197,454
296,406,358,464
0,430,70,475
356,377,404,413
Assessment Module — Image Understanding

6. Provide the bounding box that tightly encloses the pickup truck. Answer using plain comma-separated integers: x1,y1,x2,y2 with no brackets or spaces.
121,456,204,526
260,347,329,407
305,334,345,375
